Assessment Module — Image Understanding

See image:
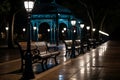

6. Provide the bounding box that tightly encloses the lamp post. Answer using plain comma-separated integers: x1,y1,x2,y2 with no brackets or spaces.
86,26,90,50
47,28,50,42
63,27,67,39
92,28,96,48
80,24,85,53
70,19,76,58
5,27,9,40
33,26,37,41
22,0,35,79
92,28,96,39
86,26,90,39
23,28,26,40
80,23,84,40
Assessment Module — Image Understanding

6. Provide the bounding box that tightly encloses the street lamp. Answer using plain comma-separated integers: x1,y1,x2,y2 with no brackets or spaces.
80,24,84,29
33,26,37,30
62,30,64,33
47,28,50,42
23,28,26,32
86,26,90,38
86,26,90,30
33,26,37,41
70,19,76,58
80,24,85,39
63,27,67,31
47,28,50,32
5,27,9,31
92,28,96,38
92,28,96,32
5,27,9,40
86,26,90,50
23,28,26,40
22,0,35,79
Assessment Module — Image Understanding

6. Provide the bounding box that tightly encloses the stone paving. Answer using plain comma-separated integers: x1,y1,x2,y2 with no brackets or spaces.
1,41,120,80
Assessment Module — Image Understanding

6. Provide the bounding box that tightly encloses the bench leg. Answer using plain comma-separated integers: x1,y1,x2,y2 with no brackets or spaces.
54,56,58,65
44,59,48,69
80,47,85,54
41,59,45,71
77,49,80,55
65,50,71,57
55,57,57,65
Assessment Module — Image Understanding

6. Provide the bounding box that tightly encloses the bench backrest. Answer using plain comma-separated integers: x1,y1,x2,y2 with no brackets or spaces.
64,40,72,50
34,41,48,54
16,42,38,59
19,42,37,50
15,42,25,60
75,40,81,46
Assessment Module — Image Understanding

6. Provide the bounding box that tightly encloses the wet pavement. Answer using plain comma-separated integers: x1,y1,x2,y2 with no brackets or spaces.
0,47,20,63
1,41,120,80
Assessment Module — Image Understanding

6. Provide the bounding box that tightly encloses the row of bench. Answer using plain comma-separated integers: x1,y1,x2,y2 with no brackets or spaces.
63,39,100,57
64,40,81,57
16,41,60,72
16,39,100,71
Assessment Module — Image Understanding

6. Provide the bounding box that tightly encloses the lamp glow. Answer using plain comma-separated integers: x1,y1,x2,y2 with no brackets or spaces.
92,28,96,32
86,26,90,30
23,28,26,32
71,19,76,26
80,24,84,28
5,27,9,31
24,0,34,12
47,29,50,32
33,26,37,30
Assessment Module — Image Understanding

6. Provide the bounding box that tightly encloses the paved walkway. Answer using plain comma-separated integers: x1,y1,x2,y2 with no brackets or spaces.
1,41,120,80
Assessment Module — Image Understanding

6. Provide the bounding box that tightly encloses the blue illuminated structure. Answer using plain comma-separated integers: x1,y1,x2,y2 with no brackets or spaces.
30,1,82,44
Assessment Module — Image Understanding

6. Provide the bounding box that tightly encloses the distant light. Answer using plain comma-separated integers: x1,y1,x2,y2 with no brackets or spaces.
62,30,64,33
99,30,109,36
5,27,9,31
33,26,37,30
23,28,26,32
63,28,66,31
80,24,84,28
92,28,96,32
74,30,76,33
86,26,90,30
47,29,50,32
71,19,76,26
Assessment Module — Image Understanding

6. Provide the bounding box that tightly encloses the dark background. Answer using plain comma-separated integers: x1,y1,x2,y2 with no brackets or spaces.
0,0,120,40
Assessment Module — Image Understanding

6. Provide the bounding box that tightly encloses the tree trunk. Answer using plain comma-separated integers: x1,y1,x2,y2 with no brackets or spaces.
87,9,94,39
8,12,14,48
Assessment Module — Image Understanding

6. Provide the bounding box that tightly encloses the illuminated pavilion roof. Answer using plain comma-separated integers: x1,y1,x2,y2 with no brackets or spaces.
32,2,72,14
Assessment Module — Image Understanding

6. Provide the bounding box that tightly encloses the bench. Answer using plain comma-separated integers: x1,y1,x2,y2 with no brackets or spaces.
64,39,82,57
88,38,96,48
15,42,39,71
16,41,60,71
64,40,72,57
34,42,60,67
81,39,90,53
74,39,81,54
